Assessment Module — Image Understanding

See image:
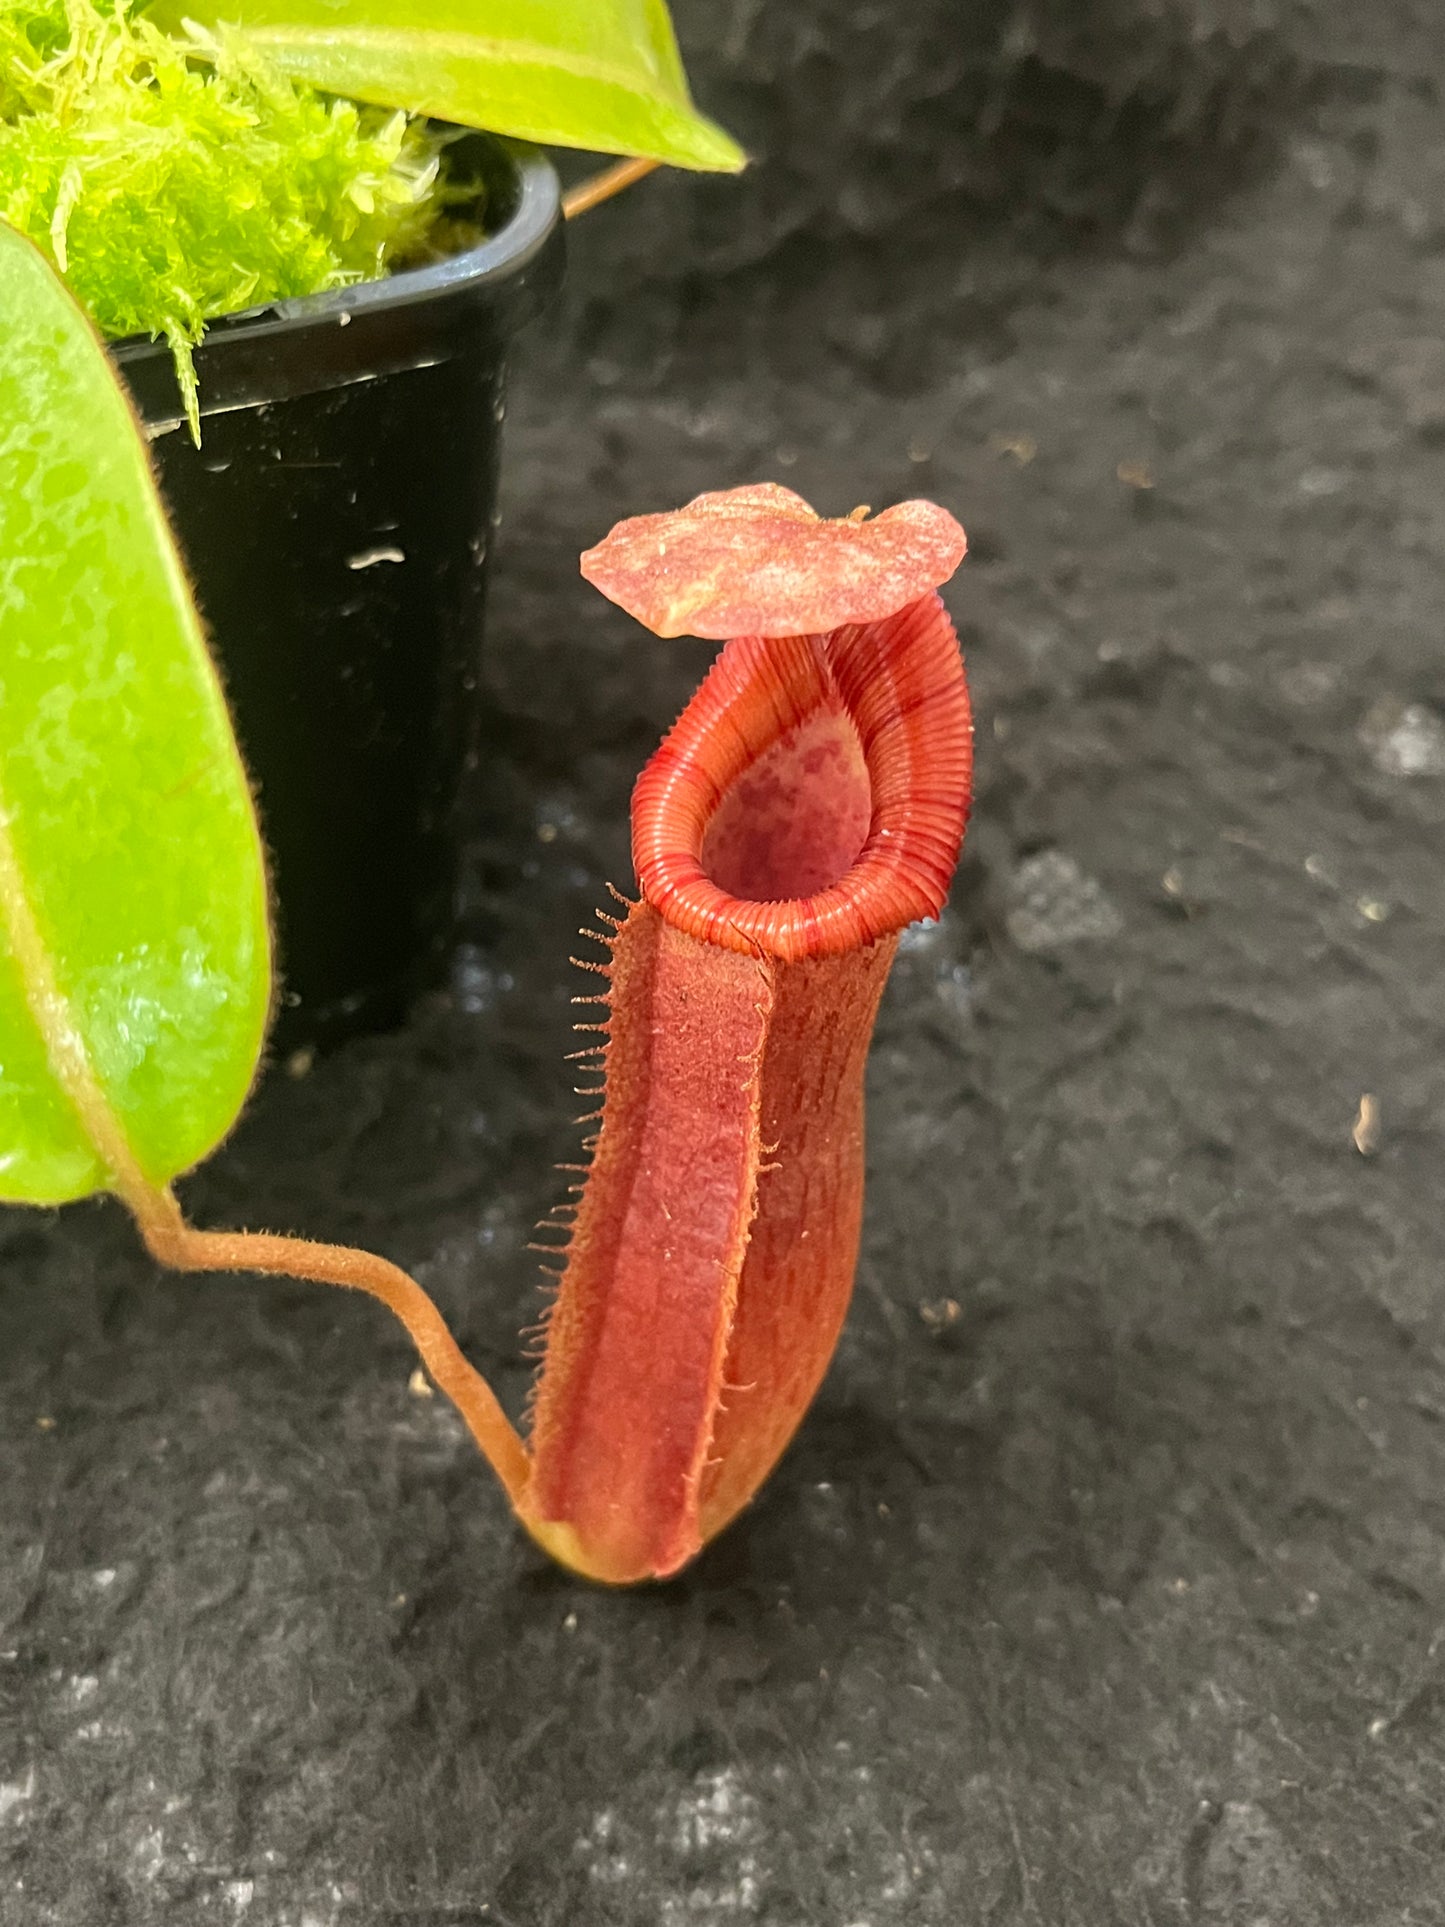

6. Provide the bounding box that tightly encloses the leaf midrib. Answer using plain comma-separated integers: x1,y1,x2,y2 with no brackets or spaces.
0,761,142,1200
249,27,687,101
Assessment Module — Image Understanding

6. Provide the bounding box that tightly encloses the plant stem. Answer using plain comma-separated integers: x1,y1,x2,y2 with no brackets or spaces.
121,1180,531,1506
562,156,659,220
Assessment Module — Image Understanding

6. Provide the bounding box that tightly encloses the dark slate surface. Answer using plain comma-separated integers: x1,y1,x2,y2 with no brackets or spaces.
4,1,1445,1920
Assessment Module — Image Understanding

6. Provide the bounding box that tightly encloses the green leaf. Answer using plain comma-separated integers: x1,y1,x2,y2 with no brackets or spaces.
0,222,271,1205
156,0,745,172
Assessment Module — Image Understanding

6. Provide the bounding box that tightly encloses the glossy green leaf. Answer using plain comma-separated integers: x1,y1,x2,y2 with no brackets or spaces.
0,223,271,1205
157,0,745,172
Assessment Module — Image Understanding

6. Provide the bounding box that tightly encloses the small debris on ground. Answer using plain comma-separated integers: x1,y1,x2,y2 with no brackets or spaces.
1161,867,1203,917
919,1297,962,1330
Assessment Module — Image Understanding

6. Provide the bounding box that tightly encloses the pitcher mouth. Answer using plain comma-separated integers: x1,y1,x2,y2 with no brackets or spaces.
630,592,974,963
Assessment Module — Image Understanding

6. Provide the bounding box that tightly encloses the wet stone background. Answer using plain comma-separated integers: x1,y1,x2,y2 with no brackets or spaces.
4,0,1445,1920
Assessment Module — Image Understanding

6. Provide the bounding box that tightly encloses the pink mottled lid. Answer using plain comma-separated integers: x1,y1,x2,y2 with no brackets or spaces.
579,482,967,639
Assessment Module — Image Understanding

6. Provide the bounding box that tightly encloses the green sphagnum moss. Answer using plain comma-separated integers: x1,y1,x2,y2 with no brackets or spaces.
0,0,446,439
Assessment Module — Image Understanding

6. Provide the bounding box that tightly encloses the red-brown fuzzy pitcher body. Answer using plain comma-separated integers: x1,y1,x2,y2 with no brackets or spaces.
521,574,972,1585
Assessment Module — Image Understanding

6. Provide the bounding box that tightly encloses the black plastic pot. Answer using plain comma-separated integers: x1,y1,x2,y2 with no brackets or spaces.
112,135,564,1050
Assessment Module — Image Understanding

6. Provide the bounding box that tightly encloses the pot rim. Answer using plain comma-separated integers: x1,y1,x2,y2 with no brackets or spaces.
111,134,559,362
111,134,563,429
